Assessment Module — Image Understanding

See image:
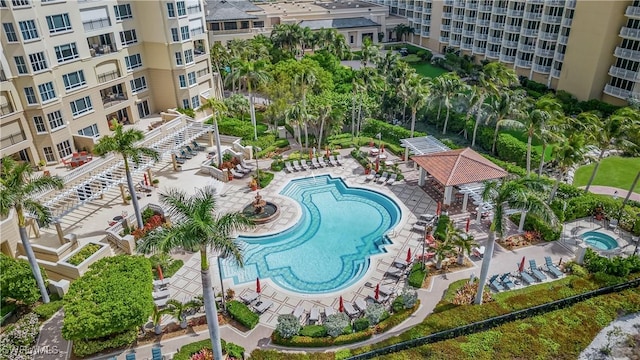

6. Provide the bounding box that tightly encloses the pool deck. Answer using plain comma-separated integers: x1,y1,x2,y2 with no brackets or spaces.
68,148,582,360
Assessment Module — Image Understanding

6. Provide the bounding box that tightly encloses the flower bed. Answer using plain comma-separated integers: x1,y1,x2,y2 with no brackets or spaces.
500,231,542,250
172,338,244,360
66,243,103,266
0,312,40,359
226,301,259,330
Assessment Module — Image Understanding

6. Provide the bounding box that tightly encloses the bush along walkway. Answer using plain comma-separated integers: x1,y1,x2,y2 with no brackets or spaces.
34,309,71,360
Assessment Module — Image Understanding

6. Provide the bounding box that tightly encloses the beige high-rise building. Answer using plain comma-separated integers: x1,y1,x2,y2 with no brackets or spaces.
1,0,216,165
368,0,639,104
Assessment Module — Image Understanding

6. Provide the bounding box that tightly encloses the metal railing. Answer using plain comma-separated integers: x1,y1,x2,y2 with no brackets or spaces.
620,27,640,40
609,66,639,81
615,46,640,61
603,84,633,99
486,50,500,58
472,46,486,54
0,131,26,149
516,59,532,68
533,64,551,73
0,103,15,116
625,5,640,17
82,18,111,32
97,70,121,84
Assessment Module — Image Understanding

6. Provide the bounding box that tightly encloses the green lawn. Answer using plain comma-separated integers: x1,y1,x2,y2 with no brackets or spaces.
410,62,448,78
573,156,640,191
501,129,554,162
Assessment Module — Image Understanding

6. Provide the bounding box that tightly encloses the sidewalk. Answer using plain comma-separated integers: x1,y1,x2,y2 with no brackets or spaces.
579,185,640,202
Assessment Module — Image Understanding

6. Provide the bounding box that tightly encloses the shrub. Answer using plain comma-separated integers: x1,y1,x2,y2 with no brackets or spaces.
510,213,561,241
72,328,138,357
226,300,259,329
402,287,419,309
256,171,275,188
168,338,244,360
299,325,327,338
324,312,350,337
482,154,527,176
408,263,427,288
496,133,541,169
0,254,48,305
392,296,404,312
361,118,427,148
335,349,352,360
66,243,102,266
353,317,370,332
62,256,154,342
225,342,245,359
563,262,589,278
0,312,40,359
271,328,373,347
33,299,64,320
364,303,386,325
275,314,301,339
434,215,450,240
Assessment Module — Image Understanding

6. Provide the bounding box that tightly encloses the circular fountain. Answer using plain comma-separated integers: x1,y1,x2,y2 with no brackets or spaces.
242,192,280,224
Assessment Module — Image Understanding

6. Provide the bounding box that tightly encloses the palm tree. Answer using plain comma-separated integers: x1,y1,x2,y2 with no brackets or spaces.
294,67,317,149
94,120,160,229
433,240,455,270
199,98,227,167
451,229,477,265
313,99,336,149
403,74,430,159
439,73,464,135
549,133,586,201
0,157,64,304
270,23,303,55
474,177,557,304
487,90,529,154
136,186,254,360
286,100,308,147
393,24,414,42
210,42,230,80
360,39,379,68
226,60,271,140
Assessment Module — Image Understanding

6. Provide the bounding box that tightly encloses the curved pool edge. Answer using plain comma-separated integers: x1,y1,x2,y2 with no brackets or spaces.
577,229,621,251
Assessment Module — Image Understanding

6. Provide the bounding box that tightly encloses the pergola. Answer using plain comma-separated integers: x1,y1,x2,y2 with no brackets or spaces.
400,135,450,156
411,147,508,211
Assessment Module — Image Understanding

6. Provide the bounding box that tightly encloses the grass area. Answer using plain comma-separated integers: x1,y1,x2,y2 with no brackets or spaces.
501,128,554,162
409,62,448,78
573,156,640,191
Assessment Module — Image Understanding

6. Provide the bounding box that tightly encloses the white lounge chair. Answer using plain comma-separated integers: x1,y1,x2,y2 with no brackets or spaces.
299,160,310,170
309,307,320,323
365,170,377,181
343,302,358,317
324,307,335,317
292,305,304,320
394,259,410,268
310,158,321,168
355,298,368,312
472,246,485,258
385,267,403,278
379,285,393,296
136,181,154,193
376,172,389,184
240,290,259,304
608,219,618,232
254,299,273,314
230,169,245,179
285,162,295,173
328,155,338,166
241,159,255,170
318,157,329,167
412,223,427,232
292,161,302,171
152,289,170,299
385,173,397,185
236,164,251,174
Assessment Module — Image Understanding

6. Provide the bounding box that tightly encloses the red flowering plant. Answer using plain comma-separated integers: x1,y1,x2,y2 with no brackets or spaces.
132,214,165,240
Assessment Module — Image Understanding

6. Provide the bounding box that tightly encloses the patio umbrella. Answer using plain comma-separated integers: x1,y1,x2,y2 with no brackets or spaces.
436,202,442,216
156,265,164,280
309,149,313,160
375,158,379,172
518,256,526,273
326,146,330,157
380,144,385,153
339,296,344,312
144,173,149,186
374,284,380,301
256,277,261,294
406,248,412,263
425,234,435,246
465,217,471,233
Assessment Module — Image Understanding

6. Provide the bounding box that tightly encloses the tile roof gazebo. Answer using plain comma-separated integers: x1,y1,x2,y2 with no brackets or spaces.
411,147,508,207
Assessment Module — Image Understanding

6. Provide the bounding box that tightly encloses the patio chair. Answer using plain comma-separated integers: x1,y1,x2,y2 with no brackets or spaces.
343,302,358,317
125,353,136,360
336,155,344,165
230,169,245,179
299,160,310,170
385,267,404,278
292,306,304,320
385,173,397,185
329,155,339,166
491,278,505,292
311,158,321,169
151,347,163,360
355,298,368,312
324,307,336,317
152,289,170,299
412,222,427,233
154,297,169,307
253,299,273,314
292,160,302,171
236,164,251,174
240,290,259,304
365,170,377,181
608,219,619,232
183,145,197,156
379,285,394,296
136,181,154,193
394,258,410,269
285,162,296,173
318,157,329,167
241,159,255,170
518,271,536,285
309,307,320,323
179,149,193,159
500,273,516,290
191,140,205,151
529,260,547,281
376,172,390,184
544,256,563,278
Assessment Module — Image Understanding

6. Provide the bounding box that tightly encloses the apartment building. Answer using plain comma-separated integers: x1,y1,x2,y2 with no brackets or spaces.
367,0,639,104
0,0,216,166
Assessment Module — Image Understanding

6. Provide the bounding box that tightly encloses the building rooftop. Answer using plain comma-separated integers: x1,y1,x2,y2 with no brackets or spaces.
205,0,260,21
412,148,508,187
299,16,380,30
256,0,385,16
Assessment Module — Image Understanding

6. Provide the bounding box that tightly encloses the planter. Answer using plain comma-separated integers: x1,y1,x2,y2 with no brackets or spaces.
154,324,162,335
180,319,187,329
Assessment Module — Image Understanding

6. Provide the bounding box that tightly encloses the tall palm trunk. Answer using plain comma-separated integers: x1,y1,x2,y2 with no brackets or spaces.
474,230,495,304
213,115,223,167
297,124,303,149
471,112,482,148
405,108,417,160
549,176,561,202
302,91,309,150
584,149,606,192
318,117,325,152
526,134,533,175
351,88,357,138
18,219,50,303
436,102,442,123
491,123,500,154
442,107,451,135
200,249,224,360
249,91,258,141
124,158,144,229
538,143,547,176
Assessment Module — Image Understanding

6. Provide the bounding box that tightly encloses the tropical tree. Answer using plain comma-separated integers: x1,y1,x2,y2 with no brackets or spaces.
438,73,464,135
450,229,477,265
199,98,227,167
474,177,557,304
285,100,308,147
226,60,271,140
487,89,529,154
549,133,586,201
360,39,379,68
94,120,160,229
224,93,249,121
433,240,455,270
294,66,317,149
0,157,64,304
402,73,430,159
271,23,303,55
393,24,415,42
136,186,254,360
210,42,230,80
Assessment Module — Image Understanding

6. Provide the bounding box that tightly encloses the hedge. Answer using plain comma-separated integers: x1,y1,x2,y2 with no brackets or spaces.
206,117,268,139
361,118,427,147
173,338,244,360
482,154,527,176
408,263,427,288
299,324,328,337
33,299,64,320
226,300,259,329
509,213,562,241
496,133,541,169
66,243,102,266
72,328,138,358
0,254,48,305
434,215,450,241
272,328,374,347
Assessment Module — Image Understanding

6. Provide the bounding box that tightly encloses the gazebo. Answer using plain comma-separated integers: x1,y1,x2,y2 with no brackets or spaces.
411,147,508,209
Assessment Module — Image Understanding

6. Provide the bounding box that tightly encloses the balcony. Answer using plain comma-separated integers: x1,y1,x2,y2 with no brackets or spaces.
0,103,15,116
603,84,634,100
486,50,500,58
521,28,538,37
614,46,640,61
0,131,26,149
82,17,111,32
516,59,532,68
500,53,516,63
87,34,116,57
475,32,488,40
407,4,414,10
190,26,204,37
554,52,565,62
542,15,562,24
461,42,473,50
539,31,558,41
547,0,565,5
562,18,573,27
424,7,432,14
490,21,505,30
453,14,464,20
566,0,576,8
535,48,555,57
609,66,639,81
476,19,490,26
464,16,476,23
507,9,524,17
625,5,640,18
193,40,206,57
441,24,451,31
100,84,128,108
533,64,551,73
558,35,569,44
450,38,461,46
488,36,502,44
97,69,122,83
472,46,486,54
415,6,422,12
620,27,640,40
422,30,430,37
504,24,520,33
452,27,463,34
478,4,492,12
454,0,465,7
187,4,202,15
422,19,431,26
492,6,507,15
444,0,453,5
439,36,450,43
524,11,542,21
463,30,475,37
518,44,535,52
503,40,518,48
551,68,561,78
442,12,452,19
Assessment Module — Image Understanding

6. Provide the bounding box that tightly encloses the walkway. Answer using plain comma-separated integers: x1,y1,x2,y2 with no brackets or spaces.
34,310,71,360
579,185,640,202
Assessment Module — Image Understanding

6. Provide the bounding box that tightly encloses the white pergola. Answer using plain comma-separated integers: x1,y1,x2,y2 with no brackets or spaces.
400,135,450,156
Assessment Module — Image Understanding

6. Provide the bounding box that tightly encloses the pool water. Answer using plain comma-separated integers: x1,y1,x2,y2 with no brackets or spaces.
221,175,401,294
581,231,619,250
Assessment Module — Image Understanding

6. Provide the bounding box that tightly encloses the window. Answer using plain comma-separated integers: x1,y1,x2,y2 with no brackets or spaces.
114,4,132,20
176,1,186,16
187,71,196,86
54,43,79,63
56,140,72,158
24,87,37,104
70,96,93,116
175,52,183,65
3,23,17,42
182,99,190,109
78,124,99,138
33,116,47,133
28,52,48,72
120,29,137,45
12,0,30,6
46,13,71,33
171,28,179,42
167,3,175,17
18,20,38,41
43,147,55,162
125,54,142,70
130,76,147,93
191,95,200,108
47,110,64,130
254,21,264,28
38,82,56,103
14,56,27,74
180,26,190,40
184,49,193,64
63,70,86,91
178,75,186,88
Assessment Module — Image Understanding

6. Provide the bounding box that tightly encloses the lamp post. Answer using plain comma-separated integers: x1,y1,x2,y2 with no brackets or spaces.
254,147,261,187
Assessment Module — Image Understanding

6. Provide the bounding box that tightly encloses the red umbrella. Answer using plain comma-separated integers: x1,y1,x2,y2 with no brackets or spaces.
380,144,385,153
144,173,149,186
309,149,313,160
374,284,380,301
465,217,471,233
518,257,526,273
436,202,442,216
339,296,344,312
326,146,330,157
156,265,164,280
256,277,261,294
375,158,379,172
406,248,412,263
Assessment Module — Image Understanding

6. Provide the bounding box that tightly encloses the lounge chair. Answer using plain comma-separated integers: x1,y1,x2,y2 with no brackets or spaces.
230,169,245,179
608,219,618,232
472,246,485,258
151,347,163,360
365,170,377,181
491,278,505,292
184,145,197,156
285,162,295,173
309,307,320,323
292,305,304,320
324,307,335,317
376,172,389,184
254,299,273,314
379,285,393,296
318,157,329,167
236,164,251,174
412,222,427,233
153,278,171,289
355,298,368,312
292,161,302,171
136,181,154,193
394,259,410,268
191,140,205,151
500,273,516,290
385,173,397,185
519,271,536,285
336,155,344,165
329,155,338,166
299,160,310,170
529,260,547,281
544,256,563,278
154,297,169,307
125,353,136,360
179,149,193,159
385,267,403,278
152,289,170,299
343,302,358,317
310,158,321,168
240,290,259,304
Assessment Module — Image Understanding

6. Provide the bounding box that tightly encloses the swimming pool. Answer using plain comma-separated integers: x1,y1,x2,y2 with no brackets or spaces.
221,175,402,294
581,231,619,250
